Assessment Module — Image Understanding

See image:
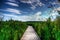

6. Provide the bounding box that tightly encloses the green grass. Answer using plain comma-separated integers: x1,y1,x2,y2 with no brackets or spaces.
0,17,60,40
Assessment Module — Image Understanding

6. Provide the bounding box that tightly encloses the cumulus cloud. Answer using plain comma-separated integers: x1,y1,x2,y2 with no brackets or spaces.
5,2,19,7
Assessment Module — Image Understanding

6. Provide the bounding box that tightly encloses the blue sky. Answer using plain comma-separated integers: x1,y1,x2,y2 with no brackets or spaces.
0,0,60,21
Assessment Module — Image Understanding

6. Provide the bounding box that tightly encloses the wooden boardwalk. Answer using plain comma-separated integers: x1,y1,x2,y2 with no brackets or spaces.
21,26,40,40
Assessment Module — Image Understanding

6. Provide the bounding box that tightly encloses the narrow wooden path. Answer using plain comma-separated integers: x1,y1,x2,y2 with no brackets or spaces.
21,26,40,40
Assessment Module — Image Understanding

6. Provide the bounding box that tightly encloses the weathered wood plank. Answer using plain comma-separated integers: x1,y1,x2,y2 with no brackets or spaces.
21,26,40,40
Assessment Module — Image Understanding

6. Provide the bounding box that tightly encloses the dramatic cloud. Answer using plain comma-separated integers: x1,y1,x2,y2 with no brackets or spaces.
0,0,59,21
5,2,19,7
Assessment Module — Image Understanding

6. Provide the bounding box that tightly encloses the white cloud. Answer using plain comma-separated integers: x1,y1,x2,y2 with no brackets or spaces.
8,0,16,2
3,14,17,17
38,2,44,6
52,2,57,5
52,7,60,15
3,14,16,21
30,2,44,10
51,7,60,15
3,11,47,21
56,7,60,11
50,0,60,5
20,0,36,3
35,12,41,16
5,2,19,7
50,12,58,17
50,9,59,21
33,12,47,21
3,14,31,21
6,8,21,14
30,6,36,10
20,0,44,10
48,0,59,9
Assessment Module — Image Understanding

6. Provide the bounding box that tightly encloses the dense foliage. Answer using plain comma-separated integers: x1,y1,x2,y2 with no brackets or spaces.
0,20,28,40
0,13,60,40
